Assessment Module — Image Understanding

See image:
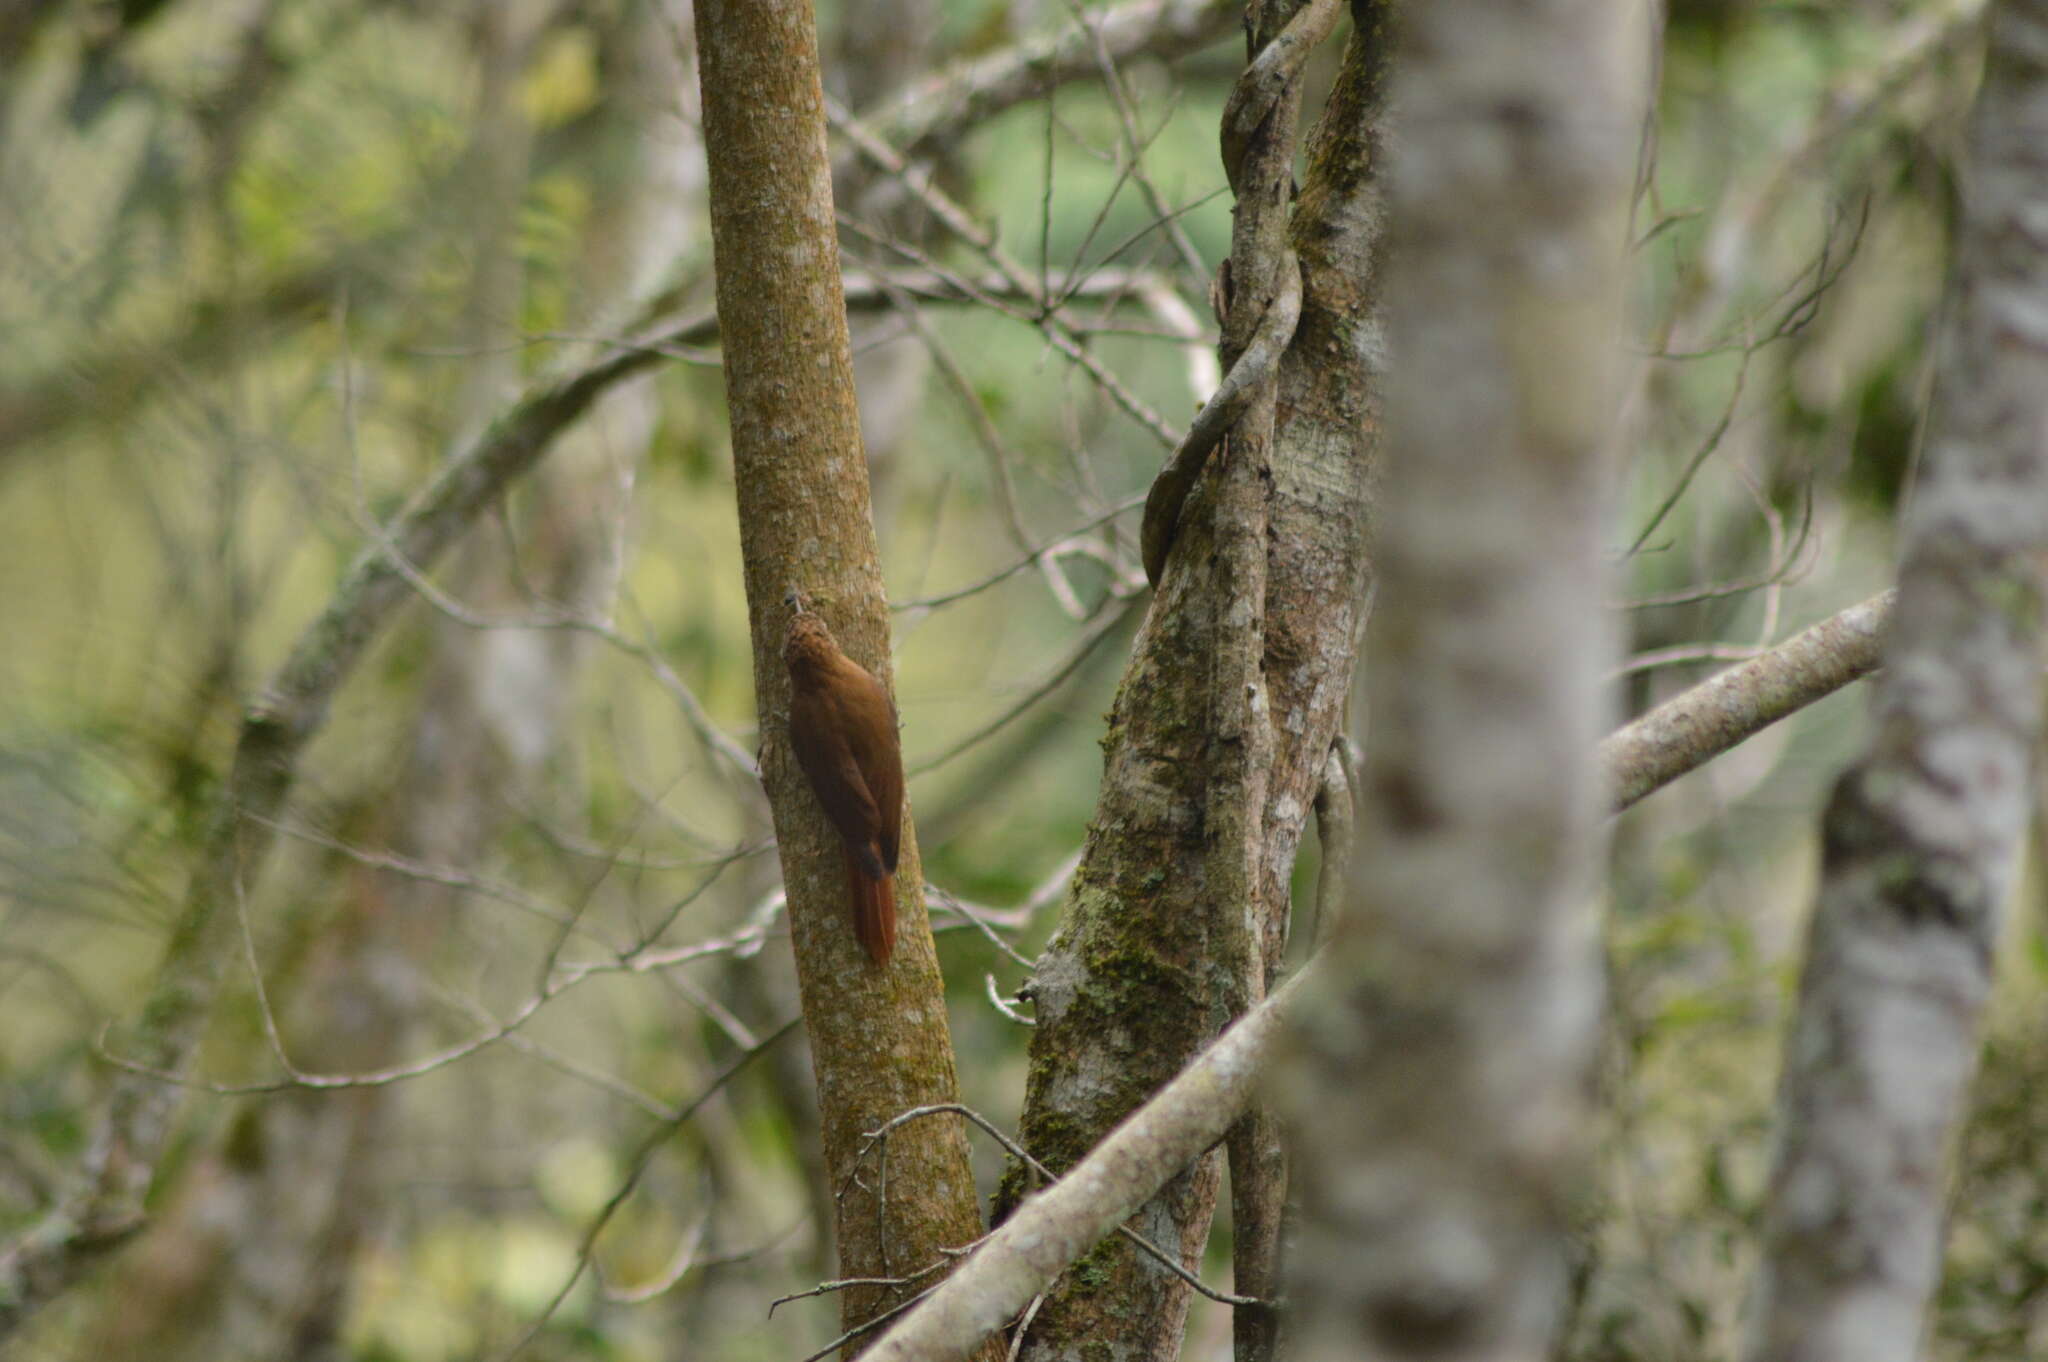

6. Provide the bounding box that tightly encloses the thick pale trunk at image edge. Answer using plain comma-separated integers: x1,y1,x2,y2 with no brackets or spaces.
1744,3,2048,1358
1283,0,1642,1358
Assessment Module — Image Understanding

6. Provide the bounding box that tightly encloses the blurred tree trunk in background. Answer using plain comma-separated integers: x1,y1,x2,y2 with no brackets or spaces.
1284,0,1641,1358
1745,2,2048,1357
831,0,939,483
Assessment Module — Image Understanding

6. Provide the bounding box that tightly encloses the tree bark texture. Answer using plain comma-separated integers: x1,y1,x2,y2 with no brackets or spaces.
691,0,991,1349
1284,1,1640,1358
1744,5,2048,1358
1213,4,1340,1360
1002,8,1387,1360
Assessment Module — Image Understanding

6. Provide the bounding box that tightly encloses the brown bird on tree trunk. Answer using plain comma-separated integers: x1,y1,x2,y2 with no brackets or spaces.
782,591,903,965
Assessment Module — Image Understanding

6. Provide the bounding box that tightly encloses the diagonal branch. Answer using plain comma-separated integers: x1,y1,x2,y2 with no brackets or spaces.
865,582,1902,1359
864,967,1309,1362
1604,591,1894,812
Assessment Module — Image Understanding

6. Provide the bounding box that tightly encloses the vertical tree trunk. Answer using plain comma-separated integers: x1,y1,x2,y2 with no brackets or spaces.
1284,1,1641,1358
1744,4,2048,1357
1003,6,1383,1359
691,1,994,1351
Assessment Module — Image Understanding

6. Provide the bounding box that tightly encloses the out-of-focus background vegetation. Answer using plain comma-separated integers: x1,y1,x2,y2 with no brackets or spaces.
1,0,2043,1358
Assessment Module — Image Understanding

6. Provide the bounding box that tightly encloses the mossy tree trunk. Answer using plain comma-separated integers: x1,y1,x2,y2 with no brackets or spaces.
1000,6,1390,1359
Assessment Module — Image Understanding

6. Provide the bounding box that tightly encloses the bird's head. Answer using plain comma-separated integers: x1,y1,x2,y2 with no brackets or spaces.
782,590,837,675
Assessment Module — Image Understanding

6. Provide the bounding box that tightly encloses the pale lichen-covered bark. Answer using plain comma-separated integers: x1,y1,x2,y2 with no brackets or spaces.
1001,9,1385,1360
1744,5,2048,1358
692,1,993,1352
1283,1,1641,1357
1602,592,1894,813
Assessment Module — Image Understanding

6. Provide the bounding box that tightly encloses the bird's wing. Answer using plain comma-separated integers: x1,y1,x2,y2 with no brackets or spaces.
789,688,884,874
839,685,904,875
873,720,903,873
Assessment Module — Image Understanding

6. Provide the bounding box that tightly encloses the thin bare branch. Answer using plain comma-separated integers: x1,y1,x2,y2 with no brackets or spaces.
492,1018,799,1361
1603,591,1894,811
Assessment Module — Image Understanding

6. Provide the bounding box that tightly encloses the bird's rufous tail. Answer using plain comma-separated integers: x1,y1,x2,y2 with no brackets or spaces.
844,847,896,965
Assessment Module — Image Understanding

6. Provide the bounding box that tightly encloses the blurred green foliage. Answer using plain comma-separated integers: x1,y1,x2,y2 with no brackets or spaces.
1,1,2044,1359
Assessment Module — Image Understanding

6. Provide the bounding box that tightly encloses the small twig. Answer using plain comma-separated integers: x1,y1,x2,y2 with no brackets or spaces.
343,512,761,779
1626,344,1751,556
895,494,1145,614
826,94,1183,450
860,1104,1273,1310
769,1248,969,1317
230,865,300,1081
907,595,1141,775
599,1213,803,1304
99,909,782,1097
1073,0,1209,284
432,984,673,1120
1612,641,1768,678
599,1204,708,1304
986,975,1037,1026
795,1281,948,1362
1007,1291,1048,1362
926,886,1038,971
493,1018,799,1361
